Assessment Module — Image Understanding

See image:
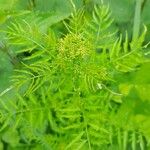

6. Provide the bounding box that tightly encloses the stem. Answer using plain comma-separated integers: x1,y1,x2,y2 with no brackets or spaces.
123,131,128,150
133,0,143,40
117,128,122,150
0,86,14,97
69,0,76,12
131,132,136,150
85,125,92,150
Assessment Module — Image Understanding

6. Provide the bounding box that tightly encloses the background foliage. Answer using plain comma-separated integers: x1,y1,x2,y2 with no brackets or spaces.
0,0,150,150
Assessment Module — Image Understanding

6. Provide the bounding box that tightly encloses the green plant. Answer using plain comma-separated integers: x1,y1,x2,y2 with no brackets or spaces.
0,1,150,150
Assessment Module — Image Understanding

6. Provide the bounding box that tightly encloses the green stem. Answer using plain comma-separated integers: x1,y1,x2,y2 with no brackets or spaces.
123,131,128,150
133,0,143,40
131,132,136,150
117,128,122,150
69,0,76,12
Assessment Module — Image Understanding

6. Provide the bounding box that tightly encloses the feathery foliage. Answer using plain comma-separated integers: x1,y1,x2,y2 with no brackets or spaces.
0,0,150,150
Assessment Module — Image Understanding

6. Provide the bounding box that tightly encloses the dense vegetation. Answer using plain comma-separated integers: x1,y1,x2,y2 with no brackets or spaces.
0,0,150,149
